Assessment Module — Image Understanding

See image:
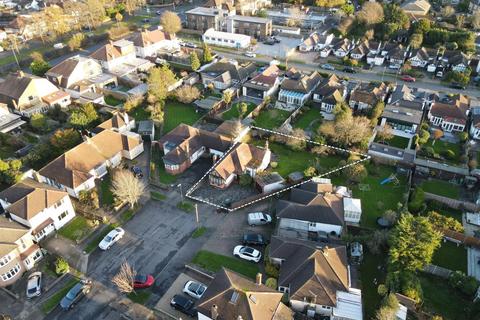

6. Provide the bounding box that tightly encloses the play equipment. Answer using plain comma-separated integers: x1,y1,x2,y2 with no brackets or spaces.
380,174,399,185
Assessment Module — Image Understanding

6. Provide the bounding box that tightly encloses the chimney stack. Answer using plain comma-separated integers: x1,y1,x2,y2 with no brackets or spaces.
256,273,262,285
211,304,219,320
32,170,42,183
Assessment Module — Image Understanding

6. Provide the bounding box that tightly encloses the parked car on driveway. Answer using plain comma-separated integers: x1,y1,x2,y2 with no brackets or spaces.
59,280,92,310
133,274,154,289
26,272,42,298
244,51,256,58
183,280,207,299
131,166,143,178
401,75,416,82
233,245,262,262
450,82,466,90
98,228,125,250
243,233,268,246
320,63,335,71
342,67,357,73
170,294,196,317
247,212,272,226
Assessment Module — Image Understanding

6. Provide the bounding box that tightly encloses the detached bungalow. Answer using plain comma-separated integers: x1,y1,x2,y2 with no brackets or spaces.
242,64,281,100
333,38,354,58
312,74,346,117
428,94,470,132
268,236,363,320
200,59,256,90
349,82,388,111
36,129,144,198
299,32,334,52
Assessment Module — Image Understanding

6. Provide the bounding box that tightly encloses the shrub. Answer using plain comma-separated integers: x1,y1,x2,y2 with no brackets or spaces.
449,271,480,296
423,146,435,157
442,149,456,160
239,174,253,186
304,166,317,177
265,278,277,289
270,161,278,168
377,284,388,297
408,187,425,213
55,257,70,275
400,272,423,303
265,261,280,278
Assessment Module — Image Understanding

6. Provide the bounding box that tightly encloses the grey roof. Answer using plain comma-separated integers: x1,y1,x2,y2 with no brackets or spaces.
254,172,284,187
368,142,416,163
193,96,222,110
414,157,469,175
227,15,271,24
276,184,344,226
382,104,423,125
201,60,256,83
280,71,322,94
137,120,154,133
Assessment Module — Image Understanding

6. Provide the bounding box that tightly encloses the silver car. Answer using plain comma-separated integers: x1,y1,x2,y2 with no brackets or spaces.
26,272,42,298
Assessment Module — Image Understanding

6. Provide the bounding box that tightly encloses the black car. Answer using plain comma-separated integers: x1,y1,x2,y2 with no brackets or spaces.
343,67,357,73
170,294,196,317
131,166,143,178
243,233,268,246
263,38,275,45
59,280,92,310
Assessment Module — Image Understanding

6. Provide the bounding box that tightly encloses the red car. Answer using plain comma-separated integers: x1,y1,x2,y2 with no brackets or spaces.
401,75,416,82
133,274,154,289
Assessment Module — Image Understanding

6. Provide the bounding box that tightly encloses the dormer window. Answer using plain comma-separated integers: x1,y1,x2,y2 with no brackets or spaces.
0,254,12,267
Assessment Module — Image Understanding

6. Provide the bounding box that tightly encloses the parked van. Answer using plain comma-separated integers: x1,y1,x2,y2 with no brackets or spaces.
247,212,272,226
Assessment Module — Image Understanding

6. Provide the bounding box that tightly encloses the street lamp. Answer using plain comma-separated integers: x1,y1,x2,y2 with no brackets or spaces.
177,183,183,202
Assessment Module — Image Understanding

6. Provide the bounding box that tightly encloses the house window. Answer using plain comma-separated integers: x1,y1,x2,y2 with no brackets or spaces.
0,254,12,267
20,238,27,250
53,198,64,209
1,263,21,281
32,250,42,262
58,211,68,221
278,286,289,293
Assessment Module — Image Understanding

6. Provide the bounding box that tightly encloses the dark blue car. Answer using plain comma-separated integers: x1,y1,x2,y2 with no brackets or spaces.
60,280,92,310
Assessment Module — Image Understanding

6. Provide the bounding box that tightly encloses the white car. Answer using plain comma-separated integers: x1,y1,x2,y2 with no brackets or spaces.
182,280,207,299
98,227,125,250
247,212,272,226
26,272,42,298
244,51,256,58
233,245,262,263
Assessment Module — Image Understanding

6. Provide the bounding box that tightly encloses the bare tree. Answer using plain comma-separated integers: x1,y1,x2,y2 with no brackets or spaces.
320,114,372,147
175,85,201,104
112,261,136,294
357,2,384,25
441,6,455,18
286,7,305,27
111,170,146,208
376,124,394,143
160,11,182,35
287,128,307,151
123,0,146,16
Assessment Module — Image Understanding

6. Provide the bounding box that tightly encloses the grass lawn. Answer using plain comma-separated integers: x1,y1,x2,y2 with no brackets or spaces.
426,201,463,222
293,108,322,130
192,226,207,238
41,278,79,314
423,139,462,164
191,250,260,279
254,109,291,130
222,102,256,120
162,101,202,135
128,290,151,305
359,253,387,319
177,201,194,213
419,274,480,320
57,216,94,242
345,164,407,229
374,135,410,149
104,95,123,106
432,241,467,273
152,146,177,184
99,175,115,206
128,106,150,122
120,208,136,224
421,179,461,199
0,143,17,158
150,191,167,201
267,142,344,177
84,224,117,254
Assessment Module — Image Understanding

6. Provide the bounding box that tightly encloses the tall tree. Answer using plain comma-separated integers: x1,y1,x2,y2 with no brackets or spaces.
44,6,71,37
376,124,394,143
123,0,145,16
68,33,85,51
389,213,442,272
357,2,384,25
147,66,177,102
190,51,201,71
160,11,182,35
320,113,371,147
202,43,213,63
222,90,233,107
111,169,146,208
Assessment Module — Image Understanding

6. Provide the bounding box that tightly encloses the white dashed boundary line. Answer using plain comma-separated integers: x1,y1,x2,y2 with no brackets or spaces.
185,126,371,212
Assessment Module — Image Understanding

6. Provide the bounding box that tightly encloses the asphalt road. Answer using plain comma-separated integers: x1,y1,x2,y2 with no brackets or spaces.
44,197,201,319
216,50,480,99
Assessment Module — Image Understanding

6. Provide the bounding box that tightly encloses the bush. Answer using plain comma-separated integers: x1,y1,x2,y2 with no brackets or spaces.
270,161,278,168
423,146,435,157
449,271,480,296
400,272,423,303
265,261,280,278
408,187,425,213
441,149,456,160
55,257,70,275
265,277,277,289
239,174,253,186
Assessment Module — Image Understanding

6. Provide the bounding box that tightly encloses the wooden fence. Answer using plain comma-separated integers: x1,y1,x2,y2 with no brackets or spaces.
424,192,479,212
